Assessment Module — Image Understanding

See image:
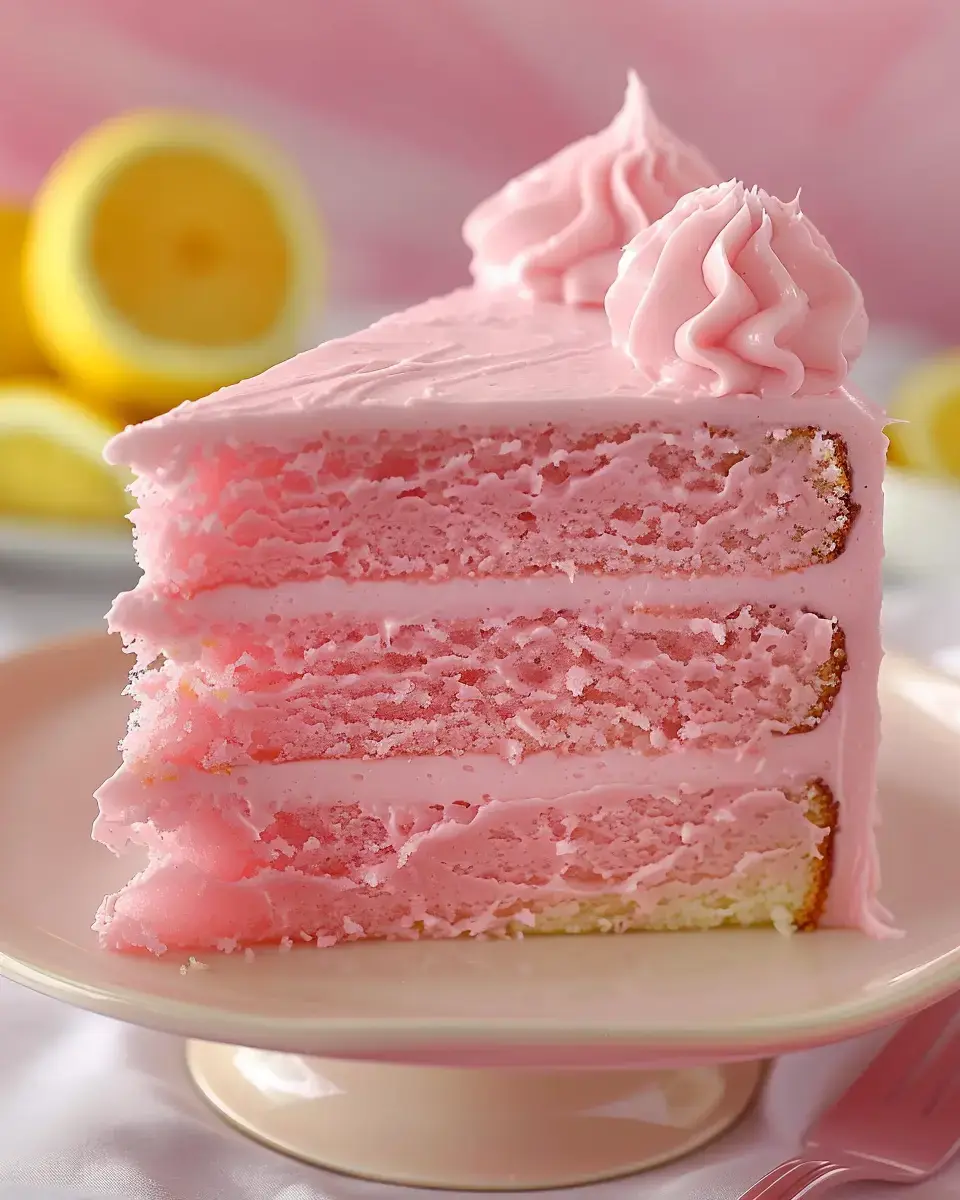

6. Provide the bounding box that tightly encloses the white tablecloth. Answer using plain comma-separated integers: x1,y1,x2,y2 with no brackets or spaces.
1,571,958,1200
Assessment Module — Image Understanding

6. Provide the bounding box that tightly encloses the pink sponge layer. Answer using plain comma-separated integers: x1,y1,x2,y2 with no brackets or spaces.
94,779,835,952
129,422,853,594
122,604,843,768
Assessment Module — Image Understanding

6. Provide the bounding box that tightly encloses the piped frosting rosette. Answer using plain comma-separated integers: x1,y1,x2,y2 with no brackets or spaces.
463,71,719,306
604,179,868,398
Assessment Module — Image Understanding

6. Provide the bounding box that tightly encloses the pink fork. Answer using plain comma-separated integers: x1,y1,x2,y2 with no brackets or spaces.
738,989,960,1198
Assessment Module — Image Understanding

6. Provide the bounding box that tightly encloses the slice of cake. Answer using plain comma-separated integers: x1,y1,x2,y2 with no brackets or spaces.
94,79,887,954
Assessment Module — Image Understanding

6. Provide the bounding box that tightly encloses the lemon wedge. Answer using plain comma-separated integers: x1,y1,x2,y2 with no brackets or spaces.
24,109,322,407
0,379,130,524
889,351,960,481
0,203,49,375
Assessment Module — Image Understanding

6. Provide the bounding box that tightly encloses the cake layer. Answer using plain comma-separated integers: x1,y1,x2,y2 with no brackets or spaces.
94,778,835,953
121,604,844,768
129,422,853,593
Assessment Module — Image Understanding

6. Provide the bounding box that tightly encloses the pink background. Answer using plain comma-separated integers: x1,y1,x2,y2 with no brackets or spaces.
1,0,956,336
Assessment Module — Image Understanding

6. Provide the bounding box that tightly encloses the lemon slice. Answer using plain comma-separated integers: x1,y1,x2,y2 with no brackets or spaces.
0,203,49,375
0,379,130,524
889,351,960,480
24,110,322,406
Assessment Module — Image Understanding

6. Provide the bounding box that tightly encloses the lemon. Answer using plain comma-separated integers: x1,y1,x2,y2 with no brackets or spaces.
0,379,129,524
885,427,908,467
0,204,49,376
24,110,322,406
889,351,960,481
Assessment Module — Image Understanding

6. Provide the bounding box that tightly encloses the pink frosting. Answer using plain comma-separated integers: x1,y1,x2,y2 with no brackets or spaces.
605,180,869,398
462,71,719,306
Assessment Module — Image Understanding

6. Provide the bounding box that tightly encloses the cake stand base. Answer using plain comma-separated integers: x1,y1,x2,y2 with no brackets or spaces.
186,1041,765,1190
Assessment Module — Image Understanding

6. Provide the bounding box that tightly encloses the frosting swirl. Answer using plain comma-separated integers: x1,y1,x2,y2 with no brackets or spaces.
604,180,868,397
462,71,719,307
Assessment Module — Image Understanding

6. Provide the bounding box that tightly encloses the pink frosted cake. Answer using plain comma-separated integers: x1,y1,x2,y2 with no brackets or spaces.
95,77,887,954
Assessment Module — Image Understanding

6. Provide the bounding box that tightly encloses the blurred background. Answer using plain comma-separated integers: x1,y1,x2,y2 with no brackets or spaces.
0,0,957,663
2,0,957,330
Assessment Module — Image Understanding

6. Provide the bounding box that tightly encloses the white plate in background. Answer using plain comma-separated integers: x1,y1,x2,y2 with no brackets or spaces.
0,518,133,573
883,469,960,582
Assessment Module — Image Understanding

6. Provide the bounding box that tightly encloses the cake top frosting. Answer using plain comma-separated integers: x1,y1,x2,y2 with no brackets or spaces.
105,284,878,474
105,289,649,469
605,180,869,398
462,71,719,307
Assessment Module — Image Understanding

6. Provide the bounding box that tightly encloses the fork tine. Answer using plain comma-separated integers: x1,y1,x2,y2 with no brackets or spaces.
788,1164,855,1197
816,991,960,1116
735,1160,829,1200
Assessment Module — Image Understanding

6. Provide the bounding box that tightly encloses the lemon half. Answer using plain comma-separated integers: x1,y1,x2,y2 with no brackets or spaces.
890,352,960,481
0,379,129,524
0,204,49,376
24,110,323,406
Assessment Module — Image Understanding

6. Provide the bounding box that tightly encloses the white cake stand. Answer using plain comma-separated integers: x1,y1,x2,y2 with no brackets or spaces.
1,638,959,1190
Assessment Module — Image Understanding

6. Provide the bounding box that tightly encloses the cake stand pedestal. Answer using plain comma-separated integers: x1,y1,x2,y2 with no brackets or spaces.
186,1046,764,1188
1,638,959,1190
